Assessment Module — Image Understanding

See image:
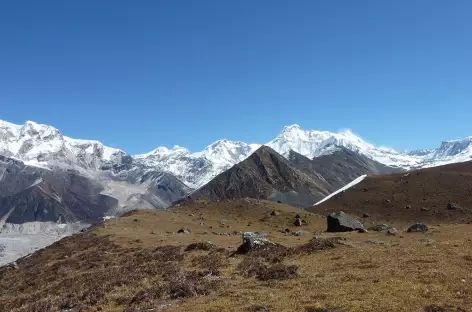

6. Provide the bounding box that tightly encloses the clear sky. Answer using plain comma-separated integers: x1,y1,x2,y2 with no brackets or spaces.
1,0,471,154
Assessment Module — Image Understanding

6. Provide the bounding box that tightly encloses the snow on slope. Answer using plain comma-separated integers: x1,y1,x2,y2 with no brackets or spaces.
313,174,367,206
266,124,424,168
134,140,260,187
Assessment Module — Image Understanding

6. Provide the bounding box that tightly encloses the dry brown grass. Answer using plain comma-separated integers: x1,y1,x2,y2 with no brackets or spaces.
1,199,472,312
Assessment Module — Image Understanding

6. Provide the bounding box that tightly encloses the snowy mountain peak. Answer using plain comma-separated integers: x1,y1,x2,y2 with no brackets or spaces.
19,121,62,140
0,120,127,169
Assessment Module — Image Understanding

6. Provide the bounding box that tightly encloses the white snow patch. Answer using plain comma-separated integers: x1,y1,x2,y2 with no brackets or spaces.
27,177,43,189
314,174,367,206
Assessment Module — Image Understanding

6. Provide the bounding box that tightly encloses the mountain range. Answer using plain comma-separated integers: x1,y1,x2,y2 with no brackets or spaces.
1,119,472,222
2,120,472,187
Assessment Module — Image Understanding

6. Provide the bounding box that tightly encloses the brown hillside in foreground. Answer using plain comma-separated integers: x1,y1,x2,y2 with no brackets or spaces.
2,199,472,311
311,160,472,224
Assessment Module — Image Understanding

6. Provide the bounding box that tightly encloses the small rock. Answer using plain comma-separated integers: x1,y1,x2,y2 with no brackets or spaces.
270,210,280,216
327,211,364,232
294,217,303,227
420,207,430,211
417,238,436,245
386,228,398,236
151,231,160,235
448,203,460,210
358,228,368,233
386,200,391,203
405,205,412,209
407,223,429,233
0,261,19,274
292,230,305,236
368,224,390,232
366,239,385,245
277,200,282,203
60,303,88,312
237,232,273,253
362,213,371,218
284,228,291,233
177,228,191,234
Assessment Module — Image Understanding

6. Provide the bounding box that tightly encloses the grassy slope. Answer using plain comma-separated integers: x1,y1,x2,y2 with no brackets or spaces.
311,161,472,224
1,199,472,312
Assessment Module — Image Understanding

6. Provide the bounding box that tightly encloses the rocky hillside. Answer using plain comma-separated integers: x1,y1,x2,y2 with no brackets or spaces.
0,155,117,223
296,146,401,190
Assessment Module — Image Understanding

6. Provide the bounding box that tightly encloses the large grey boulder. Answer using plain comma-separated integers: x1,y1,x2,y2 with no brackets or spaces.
237,232,273,253
327,211,364,232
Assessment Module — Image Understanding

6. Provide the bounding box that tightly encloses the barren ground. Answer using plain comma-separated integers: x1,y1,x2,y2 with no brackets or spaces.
1,199,471,312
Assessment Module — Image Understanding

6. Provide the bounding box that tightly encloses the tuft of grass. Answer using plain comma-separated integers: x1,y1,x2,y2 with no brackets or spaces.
236,257,298,281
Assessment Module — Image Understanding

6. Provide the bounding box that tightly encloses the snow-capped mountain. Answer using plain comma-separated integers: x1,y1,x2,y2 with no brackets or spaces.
0,120,128,170
2,119,472,189
134,140,260,187
266,124,425,169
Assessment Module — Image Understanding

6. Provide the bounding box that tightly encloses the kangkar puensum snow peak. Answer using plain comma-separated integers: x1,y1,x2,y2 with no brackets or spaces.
2,120,472,188
0,120,126,169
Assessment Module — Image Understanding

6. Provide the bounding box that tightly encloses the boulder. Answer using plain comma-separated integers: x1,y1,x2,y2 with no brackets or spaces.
368,224,390,232
237,232,273,253
292,230,306,236
294,217,303,227
407,223,429,233
327,211,364,232
447,203,459,210
386,228,398,236
0,261,19,274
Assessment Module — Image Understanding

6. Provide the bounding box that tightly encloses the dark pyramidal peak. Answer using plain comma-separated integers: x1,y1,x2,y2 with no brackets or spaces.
310,160,472,224
191,145,400,208
192,146,332,207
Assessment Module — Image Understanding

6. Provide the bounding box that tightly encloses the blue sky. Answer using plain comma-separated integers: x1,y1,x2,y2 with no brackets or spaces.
1,0,471,154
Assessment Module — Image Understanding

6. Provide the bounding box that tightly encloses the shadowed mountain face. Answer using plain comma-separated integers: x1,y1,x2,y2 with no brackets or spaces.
192,146,332,207
100,162,192,213
191,146,399,208
310,160,472,224
0,155,118,223
290,146,400,191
